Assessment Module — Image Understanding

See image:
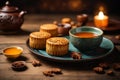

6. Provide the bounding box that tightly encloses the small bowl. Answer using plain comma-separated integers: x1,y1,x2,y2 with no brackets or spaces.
3,46,23,59
69,26,103,52
57,23,71,36
77,14,88,26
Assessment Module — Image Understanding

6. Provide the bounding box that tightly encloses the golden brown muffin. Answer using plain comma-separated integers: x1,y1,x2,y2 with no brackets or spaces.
40,24,58,37
61,18,71,24
46,37,69,56
29,32,51,49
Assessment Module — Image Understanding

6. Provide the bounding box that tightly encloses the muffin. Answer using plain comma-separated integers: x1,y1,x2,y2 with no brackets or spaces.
61,18,71,24
40,24,58,37
46,37,69,56
29,32,51,49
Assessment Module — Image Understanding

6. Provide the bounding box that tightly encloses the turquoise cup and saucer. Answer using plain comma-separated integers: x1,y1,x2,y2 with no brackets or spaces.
69,26,104,53
26,26,114,62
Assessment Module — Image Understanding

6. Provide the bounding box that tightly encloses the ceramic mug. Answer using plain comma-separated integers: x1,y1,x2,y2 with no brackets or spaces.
69,26,103,52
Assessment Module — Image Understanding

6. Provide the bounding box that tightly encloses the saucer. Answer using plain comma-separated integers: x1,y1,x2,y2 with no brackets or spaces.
26,37,114,62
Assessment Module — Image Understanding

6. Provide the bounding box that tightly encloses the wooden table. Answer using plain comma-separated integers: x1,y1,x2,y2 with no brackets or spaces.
0,14,120,80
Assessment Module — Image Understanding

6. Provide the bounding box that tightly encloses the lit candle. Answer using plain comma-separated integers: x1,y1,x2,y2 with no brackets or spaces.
94,11,109,28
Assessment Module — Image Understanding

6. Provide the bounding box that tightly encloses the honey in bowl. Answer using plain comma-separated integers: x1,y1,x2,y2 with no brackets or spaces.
3,46,23,59
4,47,22,55
74,32,98,38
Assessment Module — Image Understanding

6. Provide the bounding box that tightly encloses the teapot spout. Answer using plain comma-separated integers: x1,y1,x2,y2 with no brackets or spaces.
19,11,27,18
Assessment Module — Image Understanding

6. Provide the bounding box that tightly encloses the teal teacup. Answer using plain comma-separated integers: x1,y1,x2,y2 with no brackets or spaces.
69,26,103,52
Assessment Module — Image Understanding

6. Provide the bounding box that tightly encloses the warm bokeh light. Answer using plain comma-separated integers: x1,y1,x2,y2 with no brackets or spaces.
99,6,104,11
98,11,104,19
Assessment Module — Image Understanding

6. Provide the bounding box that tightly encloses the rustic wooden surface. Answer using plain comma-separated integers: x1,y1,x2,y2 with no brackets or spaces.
0,14,120,80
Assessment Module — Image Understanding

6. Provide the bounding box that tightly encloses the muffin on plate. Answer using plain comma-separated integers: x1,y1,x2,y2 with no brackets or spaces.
46,37,69,56
40,24,58,37
29,31,51,49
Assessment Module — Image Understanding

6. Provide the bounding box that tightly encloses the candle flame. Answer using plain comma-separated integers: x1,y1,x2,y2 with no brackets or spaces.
98,11,104,19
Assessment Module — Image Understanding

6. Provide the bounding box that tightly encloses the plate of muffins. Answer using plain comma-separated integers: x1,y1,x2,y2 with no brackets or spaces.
26,23,114,63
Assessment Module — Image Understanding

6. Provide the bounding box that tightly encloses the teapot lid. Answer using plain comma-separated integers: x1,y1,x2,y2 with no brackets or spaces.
0,1,19,12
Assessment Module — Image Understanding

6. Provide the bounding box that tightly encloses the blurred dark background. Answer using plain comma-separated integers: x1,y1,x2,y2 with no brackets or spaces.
0,0,120,15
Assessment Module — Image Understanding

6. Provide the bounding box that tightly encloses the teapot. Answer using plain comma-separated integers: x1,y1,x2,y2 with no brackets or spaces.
0,1,27,32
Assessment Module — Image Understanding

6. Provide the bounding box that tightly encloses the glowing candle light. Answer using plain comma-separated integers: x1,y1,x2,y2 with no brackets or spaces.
98,11,104,19
94,11,109,28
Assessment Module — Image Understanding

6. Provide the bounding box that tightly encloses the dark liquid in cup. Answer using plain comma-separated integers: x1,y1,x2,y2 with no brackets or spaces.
74,32,98,38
